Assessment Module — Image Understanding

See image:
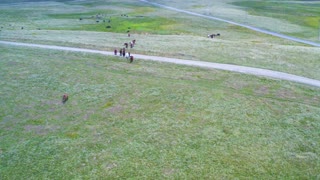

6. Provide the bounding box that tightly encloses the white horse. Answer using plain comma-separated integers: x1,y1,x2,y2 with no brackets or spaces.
125,52,130,59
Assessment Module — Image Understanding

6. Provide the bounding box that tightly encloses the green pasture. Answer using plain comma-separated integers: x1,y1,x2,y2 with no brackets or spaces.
1,0,320,80
1,29,320,80
232,1,320,38
1,45,319,179
151,0,320,41
1,0,320,179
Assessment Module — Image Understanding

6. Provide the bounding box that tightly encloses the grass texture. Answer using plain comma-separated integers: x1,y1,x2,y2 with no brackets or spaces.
0,0,320,179
1,0,320,80
0,45,320,179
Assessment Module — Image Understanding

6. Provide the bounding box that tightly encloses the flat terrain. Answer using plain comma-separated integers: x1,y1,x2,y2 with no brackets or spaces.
1,45,319,179
1,0,320,79
151,0,320,41
0,0,319,179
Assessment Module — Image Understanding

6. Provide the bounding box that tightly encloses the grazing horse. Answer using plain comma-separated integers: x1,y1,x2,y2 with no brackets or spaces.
129,56,134,63
208,33,220,38
122,48,126,57
119,49,123,56
62,94,69,104
125,52,130,59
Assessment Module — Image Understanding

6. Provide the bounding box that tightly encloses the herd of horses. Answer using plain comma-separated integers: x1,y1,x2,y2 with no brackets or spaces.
0,13,221,104
114,34,136,63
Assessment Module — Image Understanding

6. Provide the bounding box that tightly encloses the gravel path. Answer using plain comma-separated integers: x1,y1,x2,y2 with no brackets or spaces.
1,40,320,88
139,0,320,47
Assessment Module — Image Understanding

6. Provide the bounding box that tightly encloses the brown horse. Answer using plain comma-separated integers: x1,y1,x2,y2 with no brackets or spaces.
62,94,69,104
122,48,126,57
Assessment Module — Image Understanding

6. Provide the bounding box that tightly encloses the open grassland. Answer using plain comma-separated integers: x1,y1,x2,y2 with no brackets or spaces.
1,0,320,80
232,0,320,39
2,30,320,80
1,45,320,179
1,0,320,179
152,0,320,41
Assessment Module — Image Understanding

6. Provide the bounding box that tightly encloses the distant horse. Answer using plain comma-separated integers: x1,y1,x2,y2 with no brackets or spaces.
208,33,220,38
62,94,69,104
119,49,123,56
124,43,128,48
122,48,126,57
125,52,130,59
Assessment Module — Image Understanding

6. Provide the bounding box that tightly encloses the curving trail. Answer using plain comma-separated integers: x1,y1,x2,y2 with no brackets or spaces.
139,0,320,47
1,40,320,88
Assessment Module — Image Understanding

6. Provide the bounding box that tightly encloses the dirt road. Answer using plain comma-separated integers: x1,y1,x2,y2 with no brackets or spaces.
139,0,320,47
1,40,320,88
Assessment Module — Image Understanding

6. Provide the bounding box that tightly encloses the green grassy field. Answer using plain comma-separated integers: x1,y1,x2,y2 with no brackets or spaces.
1,0,320,79
1,0,320,179
231,0,320,39
152,0,320,41
1,45,319,179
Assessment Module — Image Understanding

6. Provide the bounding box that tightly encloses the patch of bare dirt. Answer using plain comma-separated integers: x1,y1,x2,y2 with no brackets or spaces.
107,105,123,114
163,168,176,176
84,110,95,120
227,80,249,90
106,163,117,170
254,85,270,96
276,89,296,99
24,125,59,135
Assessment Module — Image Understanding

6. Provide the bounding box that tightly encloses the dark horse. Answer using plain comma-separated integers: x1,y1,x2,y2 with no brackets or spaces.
62,94,69,104
208,33,220,38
